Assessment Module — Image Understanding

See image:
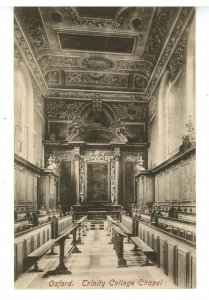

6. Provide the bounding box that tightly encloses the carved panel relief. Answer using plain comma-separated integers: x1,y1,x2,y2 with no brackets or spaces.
65,71,128,88
15,7,50,53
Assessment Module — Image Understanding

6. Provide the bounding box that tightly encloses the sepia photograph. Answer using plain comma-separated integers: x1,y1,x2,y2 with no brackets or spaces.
13,5,196,289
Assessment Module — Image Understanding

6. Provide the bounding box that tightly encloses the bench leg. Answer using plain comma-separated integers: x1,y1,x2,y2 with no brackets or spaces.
47,245,58,255
55,238,72,275
132,244,138,251
29,260,44,272
115,236,128,268
72,229,81,253
118,258,128,268
125,235,131,243
77,226,83,244
106,223,110,236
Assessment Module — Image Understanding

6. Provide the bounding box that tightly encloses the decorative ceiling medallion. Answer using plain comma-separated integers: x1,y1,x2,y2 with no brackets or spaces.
80,56,116,71
50,11,63,23
131,17,143,30
134,75,148,89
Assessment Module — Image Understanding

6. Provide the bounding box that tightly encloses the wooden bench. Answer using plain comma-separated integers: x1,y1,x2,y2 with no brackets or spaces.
24,216,87,275
45,215,87,275
130,237,156,266
24,239,55,272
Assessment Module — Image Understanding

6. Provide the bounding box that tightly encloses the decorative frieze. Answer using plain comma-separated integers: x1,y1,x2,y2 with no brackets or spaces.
143,7,178,61
83,151,113,162
117,60,153,77
32,80,44,115
45,99,85,120
61,7,133,28
14,20,46,93
148,85,159,120
44,89,145,102
14,45,22,67
146,7,194,99
167,32,188,81
38,55,79,73
112,102,147,122
65,71,128,88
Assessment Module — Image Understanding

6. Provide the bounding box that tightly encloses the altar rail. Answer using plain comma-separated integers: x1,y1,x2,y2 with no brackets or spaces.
14,215,73,280
73,211,121,221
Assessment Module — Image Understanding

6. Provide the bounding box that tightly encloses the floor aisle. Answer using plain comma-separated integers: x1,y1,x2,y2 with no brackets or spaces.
15,226,176,289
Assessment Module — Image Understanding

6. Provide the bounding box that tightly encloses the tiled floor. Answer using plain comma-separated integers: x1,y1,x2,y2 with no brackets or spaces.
15,225,176,289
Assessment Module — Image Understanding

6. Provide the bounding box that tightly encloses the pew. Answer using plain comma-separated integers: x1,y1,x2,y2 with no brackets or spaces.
111,224,128,268
24,216,87,275
118,223,132,243
130,237,156,266
107,215,132,243
46,215,87,275
107,215,127,267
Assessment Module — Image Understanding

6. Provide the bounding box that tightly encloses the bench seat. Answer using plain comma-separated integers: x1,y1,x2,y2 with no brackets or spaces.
130,237,156,266
27,240,55,259
24,239,55,271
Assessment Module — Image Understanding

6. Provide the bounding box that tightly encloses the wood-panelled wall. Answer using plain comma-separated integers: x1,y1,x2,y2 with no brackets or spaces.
121,215,196,288
155,155,195,204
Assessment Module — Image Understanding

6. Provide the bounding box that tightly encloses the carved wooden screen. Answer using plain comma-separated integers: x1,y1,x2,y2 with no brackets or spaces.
86,162,110,202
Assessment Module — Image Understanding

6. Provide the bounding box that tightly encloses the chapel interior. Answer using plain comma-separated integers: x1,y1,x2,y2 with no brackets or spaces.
14,7,196,289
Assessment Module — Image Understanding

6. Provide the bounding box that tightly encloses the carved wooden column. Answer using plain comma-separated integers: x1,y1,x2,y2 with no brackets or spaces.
73,147,80,205
114,148,120,205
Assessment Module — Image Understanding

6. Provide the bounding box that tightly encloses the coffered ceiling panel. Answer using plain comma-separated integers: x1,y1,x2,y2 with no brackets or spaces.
15,6,194,99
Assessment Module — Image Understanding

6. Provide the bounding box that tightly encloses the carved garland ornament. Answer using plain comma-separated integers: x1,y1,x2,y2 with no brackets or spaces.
38,55,79,73
80,56,116,72
65,71,128,88
45,100,85,120
112,102,147,122
143,7,178,61
15,7,50,52
62,7,133,28
117,60,154,77
45,89,145,101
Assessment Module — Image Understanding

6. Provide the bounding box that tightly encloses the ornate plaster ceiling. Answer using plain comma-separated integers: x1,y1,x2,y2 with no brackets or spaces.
14,7,195,146
14,6,194,100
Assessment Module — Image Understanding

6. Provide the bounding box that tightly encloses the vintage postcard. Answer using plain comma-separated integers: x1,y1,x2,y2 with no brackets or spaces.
13,6,196,290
